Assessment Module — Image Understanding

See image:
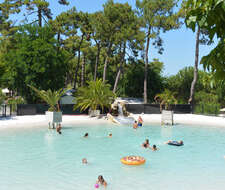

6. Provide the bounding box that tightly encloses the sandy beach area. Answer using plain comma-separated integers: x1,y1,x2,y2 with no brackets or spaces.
0,114,225,130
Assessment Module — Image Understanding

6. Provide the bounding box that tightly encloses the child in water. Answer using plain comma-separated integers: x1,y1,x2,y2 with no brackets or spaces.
152,144,157,151
56,123,62,134
82,158,87,164
133,121,138,129
96,175,107,187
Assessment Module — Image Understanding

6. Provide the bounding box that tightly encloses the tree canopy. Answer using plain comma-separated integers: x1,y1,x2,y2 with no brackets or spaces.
185,0,225,79
0,0,224,112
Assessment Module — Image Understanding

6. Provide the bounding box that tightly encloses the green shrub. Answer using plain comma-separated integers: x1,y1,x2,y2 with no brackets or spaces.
194,103,220,115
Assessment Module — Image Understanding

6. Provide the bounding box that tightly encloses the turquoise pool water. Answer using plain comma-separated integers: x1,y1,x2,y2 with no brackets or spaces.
0,123,225,190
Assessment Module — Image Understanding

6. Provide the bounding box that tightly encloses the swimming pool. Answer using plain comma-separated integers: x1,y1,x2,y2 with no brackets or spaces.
0,123,225,190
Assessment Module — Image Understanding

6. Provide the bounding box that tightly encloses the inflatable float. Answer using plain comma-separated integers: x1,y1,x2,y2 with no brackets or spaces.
120,156,145,165
167,141,183,146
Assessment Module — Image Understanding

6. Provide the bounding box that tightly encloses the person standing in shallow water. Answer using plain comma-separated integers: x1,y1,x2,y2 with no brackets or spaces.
133,121,138,129
56,123,62,134
138,116,143,127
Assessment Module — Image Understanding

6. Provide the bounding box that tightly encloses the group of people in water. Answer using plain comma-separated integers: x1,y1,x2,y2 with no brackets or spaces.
56,115,184,188
141,139,183,151
142,139,158,151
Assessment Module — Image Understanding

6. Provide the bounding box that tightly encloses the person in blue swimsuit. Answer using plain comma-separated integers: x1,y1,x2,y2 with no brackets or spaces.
138,116,143,127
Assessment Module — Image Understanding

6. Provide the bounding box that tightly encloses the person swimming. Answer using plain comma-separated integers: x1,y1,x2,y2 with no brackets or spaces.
152,144,157,151
142,139,150,148
84,133,88,138
82,158,87,164
108,133,112,137
96,175,107,187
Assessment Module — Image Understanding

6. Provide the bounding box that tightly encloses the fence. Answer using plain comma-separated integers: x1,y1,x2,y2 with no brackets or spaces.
17,104,88,116
0,104,16,117
1,103,192,117
193,104,220,116
125,104,192,114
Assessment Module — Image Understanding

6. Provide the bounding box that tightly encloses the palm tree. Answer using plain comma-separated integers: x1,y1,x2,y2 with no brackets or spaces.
28,85,71,112
154,89,177,112
74,79,116,113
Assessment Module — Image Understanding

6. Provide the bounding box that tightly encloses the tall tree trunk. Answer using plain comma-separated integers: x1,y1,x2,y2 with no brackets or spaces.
57,32,61,51
103,43,112,82
81,54,86,87
144,27,151,103
113,43,126,93
74,34,84,89
57,32,60,43
188,26,200,106
103,56,108,82
38,7,42,27
94,43,101,81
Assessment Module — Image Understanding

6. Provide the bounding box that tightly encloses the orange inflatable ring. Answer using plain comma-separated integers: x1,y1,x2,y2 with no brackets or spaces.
120,156,146,165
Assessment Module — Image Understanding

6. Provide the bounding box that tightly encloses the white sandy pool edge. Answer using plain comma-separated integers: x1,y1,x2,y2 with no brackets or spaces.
0,114,225,129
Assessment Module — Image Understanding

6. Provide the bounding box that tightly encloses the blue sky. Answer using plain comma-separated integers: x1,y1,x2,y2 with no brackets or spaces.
2,0,216,76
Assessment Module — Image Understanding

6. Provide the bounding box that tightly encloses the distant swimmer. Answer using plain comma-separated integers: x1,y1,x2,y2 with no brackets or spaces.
108,133,112,138
82,158,87,164
151,144,157,151
84,133,88,138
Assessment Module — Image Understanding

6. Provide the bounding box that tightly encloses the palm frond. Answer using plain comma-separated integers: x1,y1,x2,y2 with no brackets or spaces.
28,84,72,111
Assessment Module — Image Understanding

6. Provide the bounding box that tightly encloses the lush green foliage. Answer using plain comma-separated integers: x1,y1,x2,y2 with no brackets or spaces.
0,89,6,105
1,24,68,102
7,96,25,112
166,67,204,103
185,0,225,40
74,79,116,112
185,0,225,79
119,59,164,101
28,85,71,112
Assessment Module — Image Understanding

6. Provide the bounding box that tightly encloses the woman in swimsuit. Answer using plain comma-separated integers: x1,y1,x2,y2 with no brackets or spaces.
138,116,143,127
